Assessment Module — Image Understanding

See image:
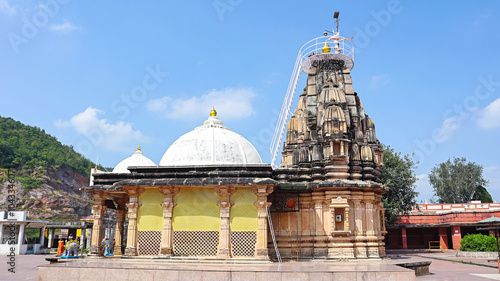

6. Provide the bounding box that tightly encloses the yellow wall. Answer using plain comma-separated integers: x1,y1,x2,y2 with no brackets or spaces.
173,188,220,231
230,188,258,231
138,189,164,231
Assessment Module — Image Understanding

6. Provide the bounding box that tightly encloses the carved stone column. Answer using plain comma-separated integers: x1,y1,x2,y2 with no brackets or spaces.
352,192,367,258
252,185,273,259
113,207,126,256
90,194,106,256
312,191,325,236
215,186,235,258
351,197,363,236
159,187,178,256
365,202,374,236
124,189,142,256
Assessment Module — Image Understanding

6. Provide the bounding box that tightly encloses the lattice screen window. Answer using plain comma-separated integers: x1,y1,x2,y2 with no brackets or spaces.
138,231,161,256
231,231,256,257
173,231,219,256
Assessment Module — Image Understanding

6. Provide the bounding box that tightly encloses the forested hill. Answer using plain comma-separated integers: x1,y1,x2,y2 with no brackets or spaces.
0,116,100,175
0,116,105,221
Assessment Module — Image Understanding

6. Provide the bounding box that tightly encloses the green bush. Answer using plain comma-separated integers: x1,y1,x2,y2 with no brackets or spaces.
460,234,499,252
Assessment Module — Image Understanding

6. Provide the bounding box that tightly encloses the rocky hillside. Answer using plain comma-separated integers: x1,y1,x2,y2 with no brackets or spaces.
0,167,93,221
0,116,106,221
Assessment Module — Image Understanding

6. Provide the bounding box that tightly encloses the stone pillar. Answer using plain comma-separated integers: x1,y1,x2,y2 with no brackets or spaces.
312,191,325,235
438,227,448,250
79,228,85,249
17,223,25,255
352,198,363,236
253,185,273,259
401,227,408,249
86,229,92,249
380,206,387,234
216,186,235,258
39,226,46,249
90,195,106,256
159,187,178,256
364,193,379,258
451,225,462,250
311,191,328,258
125,189,141,256
352,193,367,258
113,208,126,255
365,202,374,236
47,228,54,248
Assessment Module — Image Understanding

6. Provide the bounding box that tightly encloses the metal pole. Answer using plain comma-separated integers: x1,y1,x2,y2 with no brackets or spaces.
496,228,500,273
296,208,299,262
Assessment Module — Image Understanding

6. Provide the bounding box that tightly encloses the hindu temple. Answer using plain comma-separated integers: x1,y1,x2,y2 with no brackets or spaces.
82,15,387,261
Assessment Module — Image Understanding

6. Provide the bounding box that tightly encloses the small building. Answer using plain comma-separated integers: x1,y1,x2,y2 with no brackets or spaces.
0,211,49,255
44,221,93,250
386,201,500,250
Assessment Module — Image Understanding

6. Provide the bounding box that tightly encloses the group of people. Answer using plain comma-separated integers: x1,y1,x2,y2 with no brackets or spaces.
55,234,80,258
55,234,115,257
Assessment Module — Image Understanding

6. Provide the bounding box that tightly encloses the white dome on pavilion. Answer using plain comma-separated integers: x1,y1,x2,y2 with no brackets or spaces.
159,109,262,166
112,147,157,173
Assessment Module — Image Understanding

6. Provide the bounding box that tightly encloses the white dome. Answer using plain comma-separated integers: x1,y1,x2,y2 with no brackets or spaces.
159,115,262,166
113,147,157,173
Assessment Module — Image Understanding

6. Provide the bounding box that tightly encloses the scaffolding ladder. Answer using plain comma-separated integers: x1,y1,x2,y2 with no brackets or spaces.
267,206,282,263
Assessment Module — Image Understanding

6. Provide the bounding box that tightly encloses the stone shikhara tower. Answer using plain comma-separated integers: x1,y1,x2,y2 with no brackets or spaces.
270,14,387,259
278,62,383,181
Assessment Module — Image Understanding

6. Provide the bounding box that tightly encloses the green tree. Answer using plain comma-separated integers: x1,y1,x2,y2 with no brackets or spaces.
380,145,419,226
474,186,493,203
429,157,489,203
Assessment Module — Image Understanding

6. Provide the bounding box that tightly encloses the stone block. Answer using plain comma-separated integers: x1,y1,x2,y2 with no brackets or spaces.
231,271,256,281
356,272,377,281
332,271,357,281
282,272,310,281
309,272,332,281
255,272,281,281
180,270,203,281
79,267,105,281
105,268,126,281
129,269,155,281
203,271,230,281
154,269,179,281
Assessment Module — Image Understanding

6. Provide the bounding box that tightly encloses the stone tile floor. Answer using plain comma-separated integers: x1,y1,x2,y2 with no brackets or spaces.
2,251,500,280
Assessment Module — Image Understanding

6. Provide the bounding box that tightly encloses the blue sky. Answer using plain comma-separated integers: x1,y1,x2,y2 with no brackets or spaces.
1,0,499,203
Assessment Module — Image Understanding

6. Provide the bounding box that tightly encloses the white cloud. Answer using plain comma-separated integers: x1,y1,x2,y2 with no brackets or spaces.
55,107,150,151
53,119,70,128
49,19,80,34
0,0,15,15
369,74,390,89
147,87,257,120
416,174,427,180
435,117,459,143
477,98,500,129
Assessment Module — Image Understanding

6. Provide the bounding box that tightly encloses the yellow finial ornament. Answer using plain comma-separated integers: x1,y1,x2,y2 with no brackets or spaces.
137,145,141,150
210,107,217,117
322,41,331,53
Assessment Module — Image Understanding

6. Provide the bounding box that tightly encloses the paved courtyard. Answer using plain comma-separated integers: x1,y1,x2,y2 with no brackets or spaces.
2,251,500,280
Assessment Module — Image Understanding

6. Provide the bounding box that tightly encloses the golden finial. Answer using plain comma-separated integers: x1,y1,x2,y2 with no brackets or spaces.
137,145,141,150
210,107,217,117
322,41,331,53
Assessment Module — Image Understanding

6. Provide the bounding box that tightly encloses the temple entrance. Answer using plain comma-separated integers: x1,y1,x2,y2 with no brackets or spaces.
172,188,220,256
137,189,163,255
